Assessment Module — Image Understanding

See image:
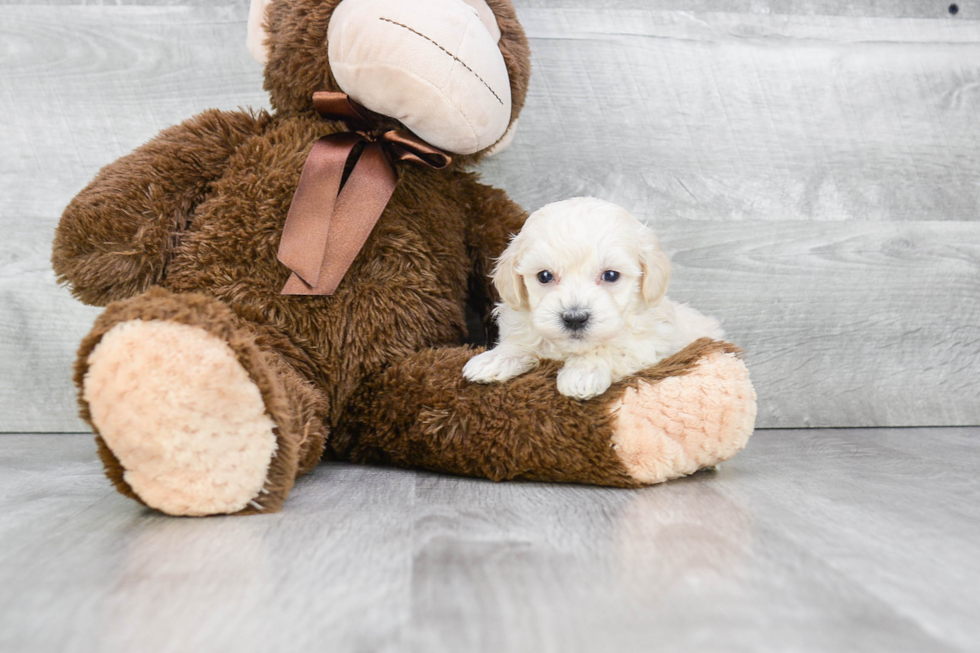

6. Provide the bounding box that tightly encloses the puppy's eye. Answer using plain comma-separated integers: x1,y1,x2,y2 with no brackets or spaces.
536,270,555,284
601,270,621,283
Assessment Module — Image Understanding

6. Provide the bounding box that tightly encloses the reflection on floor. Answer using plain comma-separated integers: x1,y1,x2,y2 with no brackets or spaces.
1,429,977,653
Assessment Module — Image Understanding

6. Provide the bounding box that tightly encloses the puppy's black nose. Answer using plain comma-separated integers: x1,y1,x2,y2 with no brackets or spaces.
561,309,590,331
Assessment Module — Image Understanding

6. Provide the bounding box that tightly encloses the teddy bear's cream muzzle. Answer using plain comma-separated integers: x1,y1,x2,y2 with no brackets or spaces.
326,0,513,155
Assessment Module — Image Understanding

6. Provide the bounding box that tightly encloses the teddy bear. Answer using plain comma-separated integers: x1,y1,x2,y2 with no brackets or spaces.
51,0,757,517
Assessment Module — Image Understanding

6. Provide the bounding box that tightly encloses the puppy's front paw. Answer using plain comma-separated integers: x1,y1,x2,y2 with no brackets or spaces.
463,348,536,384
557,363,612,400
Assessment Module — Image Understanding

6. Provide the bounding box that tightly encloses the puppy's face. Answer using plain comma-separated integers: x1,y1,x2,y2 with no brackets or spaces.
494,197,671,352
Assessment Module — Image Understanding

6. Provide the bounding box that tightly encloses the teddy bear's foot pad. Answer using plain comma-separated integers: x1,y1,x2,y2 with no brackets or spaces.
610,351,757,484
83,319,278,516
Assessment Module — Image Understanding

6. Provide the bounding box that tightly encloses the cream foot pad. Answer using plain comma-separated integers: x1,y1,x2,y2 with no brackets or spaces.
84,319,278,516
610,352,757,484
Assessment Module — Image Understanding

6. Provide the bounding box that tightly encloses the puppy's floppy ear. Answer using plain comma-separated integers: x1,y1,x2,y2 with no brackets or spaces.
639,227,672,305
492,233,529,310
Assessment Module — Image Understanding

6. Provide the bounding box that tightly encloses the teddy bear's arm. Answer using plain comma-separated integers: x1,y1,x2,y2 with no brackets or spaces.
463,181,528,341
52,109,271,306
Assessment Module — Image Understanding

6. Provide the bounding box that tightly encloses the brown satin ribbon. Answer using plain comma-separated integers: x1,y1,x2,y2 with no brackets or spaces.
277,92,451,295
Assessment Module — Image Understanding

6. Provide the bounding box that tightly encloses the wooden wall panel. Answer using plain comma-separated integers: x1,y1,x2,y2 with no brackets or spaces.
660,220,980,427
480,9,980,223
1,2,978,430
1,5,268,432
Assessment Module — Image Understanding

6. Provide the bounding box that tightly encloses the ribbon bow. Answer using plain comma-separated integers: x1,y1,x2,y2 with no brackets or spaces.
277,92,452,295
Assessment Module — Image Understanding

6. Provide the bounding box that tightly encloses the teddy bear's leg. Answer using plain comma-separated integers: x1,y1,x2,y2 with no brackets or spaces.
76,288,328,516
334,339,756,487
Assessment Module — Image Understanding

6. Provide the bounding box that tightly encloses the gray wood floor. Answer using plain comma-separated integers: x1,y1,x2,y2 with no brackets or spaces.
1,428,978,653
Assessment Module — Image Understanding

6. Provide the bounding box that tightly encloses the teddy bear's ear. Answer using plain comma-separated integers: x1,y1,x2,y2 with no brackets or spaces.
484,118,519,157
247,0,274,64
461,0,501,43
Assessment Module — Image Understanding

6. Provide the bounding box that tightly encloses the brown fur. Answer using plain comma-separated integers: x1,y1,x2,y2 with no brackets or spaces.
52,0,741,514
337,338,740,487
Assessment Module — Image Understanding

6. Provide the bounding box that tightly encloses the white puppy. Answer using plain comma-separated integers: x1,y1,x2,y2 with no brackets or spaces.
463,197,724,400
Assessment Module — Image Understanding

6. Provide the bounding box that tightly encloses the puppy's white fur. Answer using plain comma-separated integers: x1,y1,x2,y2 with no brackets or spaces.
463,197,723,400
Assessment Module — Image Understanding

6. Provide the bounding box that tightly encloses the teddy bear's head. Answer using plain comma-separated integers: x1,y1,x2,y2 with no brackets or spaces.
248,0,531,158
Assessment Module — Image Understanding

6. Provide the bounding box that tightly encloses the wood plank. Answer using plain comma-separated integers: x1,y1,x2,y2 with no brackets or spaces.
1,5,267,432
479,8,980,223
2,0,248,4
2,429,979,652
0,270,101,431
5,0,974,21
4,5,979,223
3,0,246,4
0,434,417,653
1,5,268,223
513,1,976,20
668,219,980,428
408,427,980,652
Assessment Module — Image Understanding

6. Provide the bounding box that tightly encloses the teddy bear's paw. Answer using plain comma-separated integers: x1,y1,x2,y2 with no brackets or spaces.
83,319,278,516
608,351,757,485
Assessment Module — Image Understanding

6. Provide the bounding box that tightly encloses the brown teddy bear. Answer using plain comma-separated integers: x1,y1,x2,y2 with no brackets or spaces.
52,0,756,517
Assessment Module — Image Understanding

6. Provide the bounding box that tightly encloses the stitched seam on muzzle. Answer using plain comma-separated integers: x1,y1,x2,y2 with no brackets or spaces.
378,17,504,105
